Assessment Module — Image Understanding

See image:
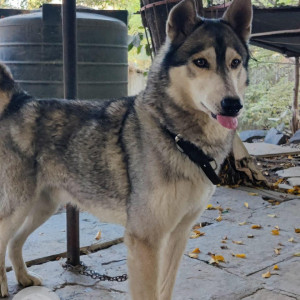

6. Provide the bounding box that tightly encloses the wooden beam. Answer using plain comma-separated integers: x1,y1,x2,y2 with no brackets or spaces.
251,29,300,38
292,57,300,134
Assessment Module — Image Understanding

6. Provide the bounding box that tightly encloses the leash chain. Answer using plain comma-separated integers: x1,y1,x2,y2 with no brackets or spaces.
62,261,128,282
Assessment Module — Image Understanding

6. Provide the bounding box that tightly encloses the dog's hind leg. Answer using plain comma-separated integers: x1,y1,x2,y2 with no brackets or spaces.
0,208,31,298
125,231,162,300
159,209,201,300
8,189,59,288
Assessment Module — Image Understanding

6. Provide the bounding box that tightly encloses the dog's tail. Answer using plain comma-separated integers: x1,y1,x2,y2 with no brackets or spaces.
0,63,16,114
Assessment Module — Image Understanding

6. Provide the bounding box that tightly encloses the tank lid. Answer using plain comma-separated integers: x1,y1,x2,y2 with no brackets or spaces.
42,4,128,26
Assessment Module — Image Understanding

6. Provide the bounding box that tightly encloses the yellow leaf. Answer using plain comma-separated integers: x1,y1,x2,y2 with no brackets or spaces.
262,271,271,278
288,155,293,160
295,228,300,233
247,234,254,238
206,204,214,210
239,221,247,226
95,231,101,240
273,265,279,270
215,255,225,262
251,224,262,229
267,214,277,218
271,229,280,235
191,248,201,254
248,192,258,196
209,254,225,264
294,252,300,257
188,253,199,259
235,253,246,258
244,202,249,208
232,240,244,245
288,237,295,243
216,215,222,222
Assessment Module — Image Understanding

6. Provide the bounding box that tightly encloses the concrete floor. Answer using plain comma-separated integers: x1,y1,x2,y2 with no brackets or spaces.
6,187,300,300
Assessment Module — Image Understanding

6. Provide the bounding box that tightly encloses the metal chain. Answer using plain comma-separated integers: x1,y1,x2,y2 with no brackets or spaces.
62,261,128,282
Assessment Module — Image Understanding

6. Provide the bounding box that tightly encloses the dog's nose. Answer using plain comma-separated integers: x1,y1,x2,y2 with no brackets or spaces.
221,97,243,116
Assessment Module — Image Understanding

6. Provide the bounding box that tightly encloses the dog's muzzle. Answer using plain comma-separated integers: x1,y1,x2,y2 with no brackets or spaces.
221,97,243,116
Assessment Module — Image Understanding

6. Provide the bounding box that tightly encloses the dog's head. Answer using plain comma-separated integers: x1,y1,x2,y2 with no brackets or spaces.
165,0,252,130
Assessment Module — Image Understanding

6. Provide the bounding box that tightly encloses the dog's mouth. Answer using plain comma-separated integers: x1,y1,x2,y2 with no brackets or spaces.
201,102,238,130
211,113,238,130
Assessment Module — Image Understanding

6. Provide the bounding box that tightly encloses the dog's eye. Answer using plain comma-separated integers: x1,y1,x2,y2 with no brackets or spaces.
193,58,209,69
231,59,241,69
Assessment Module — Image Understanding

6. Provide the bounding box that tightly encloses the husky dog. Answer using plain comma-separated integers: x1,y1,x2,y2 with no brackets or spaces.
0,0,252,299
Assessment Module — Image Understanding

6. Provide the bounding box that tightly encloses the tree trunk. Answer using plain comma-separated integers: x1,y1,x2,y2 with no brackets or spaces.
291,57,300,134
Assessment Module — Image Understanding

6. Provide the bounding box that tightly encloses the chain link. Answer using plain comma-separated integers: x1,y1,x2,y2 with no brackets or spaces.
62,261,128,282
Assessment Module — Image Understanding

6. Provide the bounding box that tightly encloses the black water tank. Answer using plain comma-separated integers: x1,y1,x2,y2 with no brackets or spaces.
0,5,128,99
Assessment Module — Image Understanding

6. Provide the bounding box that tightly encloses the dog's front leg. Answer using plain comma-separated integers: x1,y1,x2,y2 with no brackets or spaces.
125,231,161,300
159,209,202,300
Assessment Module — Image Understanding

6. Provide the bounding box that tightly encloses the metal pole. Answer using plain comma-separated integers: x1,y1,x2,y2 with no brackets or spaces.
62,0,80,266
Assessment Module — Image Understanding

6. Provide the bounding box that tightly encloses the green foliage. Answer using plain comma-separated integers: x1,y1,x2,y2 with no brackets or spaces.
239,46,297,131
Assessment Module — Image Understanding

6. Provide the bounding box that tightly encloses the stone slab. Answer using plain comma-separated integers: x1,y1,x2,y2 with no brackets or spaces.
276,167,300,178
248,257,300,298
239,130,267,143
287,177,300,186
241,289,297,300
289,129,300,144
5,211,124,268
264,128,288,145
244,142,300,157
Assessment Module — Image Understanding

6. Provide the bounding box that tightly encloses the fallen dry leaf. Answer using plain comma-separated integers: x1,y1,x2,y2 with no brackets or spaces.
247,234,254,238
232,240,244,245
216,215,222,222
275,225,280,230
244,202,249,208
234,253,246,258
221,240,227,244
193,224,201,230
288,237,295,243
209,254,225,264
191,248,201,254
274,248,281,255
223,235,228,240
273,265,279,270
272,229,280,235
220,245,228,250
95,231,102,240
190,230,205,239
295,228,300,233
262,271,271,278
267,214,277,218
188,253,199,259
251,225,262,229
248,192,258,196
294,252,300,257
239,221,247,226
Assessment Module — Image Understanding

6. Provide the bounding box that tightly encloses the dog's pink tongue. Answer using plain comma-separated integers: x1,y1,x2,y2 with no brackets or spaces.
216,115,238,130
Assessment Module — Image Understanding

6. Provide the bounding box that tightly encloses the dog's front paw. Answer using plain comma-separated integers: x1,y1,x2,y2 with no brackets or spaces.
17,271,42,287
0,275,9,298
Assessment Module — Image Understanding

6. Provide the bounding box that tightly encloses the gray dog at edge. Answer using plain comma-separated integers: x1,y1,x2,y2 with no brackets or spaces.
0,0,252,299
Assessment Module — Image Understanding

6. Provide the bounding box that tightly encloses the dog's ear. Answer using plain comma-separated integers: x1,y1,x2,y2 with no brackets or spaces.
166,0,201,45
222,0,252,42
